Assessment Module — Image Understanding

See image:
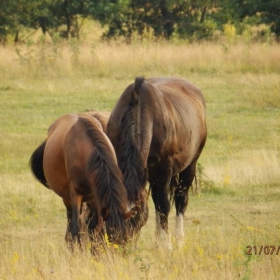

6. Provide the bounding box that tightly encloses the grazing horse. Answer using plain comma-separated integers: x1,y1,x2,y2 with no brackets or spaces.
85,111,111,133
107,77,207,249
30,112,134,250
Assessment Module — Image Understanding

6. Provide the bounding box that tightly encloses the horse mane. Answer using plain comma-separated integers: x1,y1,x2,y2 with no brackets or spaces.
78,117,128,239
29,140,49,189
112,77,147,203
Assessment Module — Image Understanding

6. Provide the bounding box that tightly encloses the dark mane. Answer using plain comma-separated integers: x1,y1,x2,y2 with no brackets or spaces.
29,140,49,188
112,78,146,203
78,117,128,239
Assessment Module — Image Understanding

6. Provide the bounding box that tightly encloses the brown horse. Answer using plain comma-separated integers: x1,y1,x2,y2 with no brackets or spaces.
85,111,111,133
107,77,207,249
30,112,134,250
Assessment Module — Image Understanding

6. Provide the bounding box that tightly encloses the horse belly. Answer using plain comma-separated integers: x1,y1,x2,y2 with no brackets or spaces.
172,137,201,175
172,153,193,175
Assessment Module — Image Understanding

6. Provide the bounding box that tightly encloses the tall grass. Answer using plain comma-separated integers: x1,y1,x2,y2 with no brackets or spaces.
0,40,280,279
1,173,280,279
1,41,280,80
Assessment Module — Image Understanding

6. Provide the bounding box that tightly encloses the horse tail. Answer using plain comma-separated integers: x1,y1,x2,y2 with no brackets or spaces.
79,117,127,241
29,140,49,188
114,77,147,204
130,76,145,105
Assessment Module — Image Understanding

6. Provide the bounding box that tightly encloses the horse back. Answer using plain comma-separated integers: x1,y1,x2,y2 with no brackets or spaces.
83,111,111,133
65,114,113,164
43,114,80,197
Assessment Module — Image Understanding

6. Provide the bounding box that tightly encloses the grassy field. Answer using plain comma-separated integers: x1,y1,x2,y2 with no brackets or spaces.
0,40,280,279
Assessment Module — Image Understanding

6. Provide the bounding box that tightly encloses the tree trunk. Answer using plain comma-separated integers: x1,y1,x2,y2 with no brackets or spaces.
159,0,174,39
200,6,207,23
64,0,71,39
39,17,48,35
14,30,19,43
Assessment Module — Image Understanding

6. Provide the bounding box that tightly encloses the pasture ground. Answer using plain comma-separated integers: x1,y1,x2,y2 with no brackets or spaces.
0,40,280,279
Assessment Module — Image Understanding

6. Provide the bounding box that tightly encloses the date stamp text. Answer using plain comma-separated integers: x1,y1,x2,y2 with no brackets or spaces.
246,245,280,255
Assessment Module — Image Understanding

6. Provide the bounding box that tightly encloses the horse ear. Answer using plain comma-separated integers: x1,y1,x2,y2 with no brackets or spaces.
101,208,109,221
123,205,138,220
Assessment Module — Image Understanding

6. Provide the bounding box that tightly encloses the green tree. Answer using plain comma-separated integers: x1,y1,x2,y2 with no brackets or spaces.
0,0,95,43
1,0,280,43
91,0,220,41
0,0,54,43
243,0,280,35
50,0,96,39
0,1,15,42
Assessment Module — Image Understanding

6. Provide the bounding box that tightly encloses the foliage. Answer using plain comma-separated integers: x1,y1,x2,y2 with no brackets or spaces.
0,0,280,43
92,0,220,41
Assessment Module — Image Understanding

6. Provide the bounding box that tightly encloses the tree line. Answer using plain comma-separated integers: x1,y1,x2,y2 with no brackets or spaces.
0,0,279,43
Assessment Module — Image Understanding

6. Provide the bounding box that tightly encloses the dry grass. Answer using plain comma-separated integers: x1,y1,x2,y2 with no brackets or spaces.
205,149,280,187
1,172,279,279
0,40,280,279
1,41,280,80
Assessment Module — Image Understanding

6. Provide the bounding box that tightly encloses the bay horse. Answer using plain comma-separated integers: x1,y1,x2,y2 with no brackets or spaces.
107,77,207,249
85,111,111,133
30,112,134,250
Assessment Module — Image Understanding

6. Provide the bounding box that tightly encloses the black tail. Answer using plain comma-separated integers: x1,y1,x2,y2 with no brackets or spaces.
29,141,49,188
114,77,146,203
130,77,145,106
135,77,145,91
79,117,128,242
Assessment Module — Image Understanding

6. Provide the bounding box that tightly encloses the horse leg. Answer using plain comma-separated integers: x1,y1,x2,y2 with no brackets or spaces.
63,182,83,249
86,206,99,239
150,165,173,250
63,201,72,245
174,160,197,247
